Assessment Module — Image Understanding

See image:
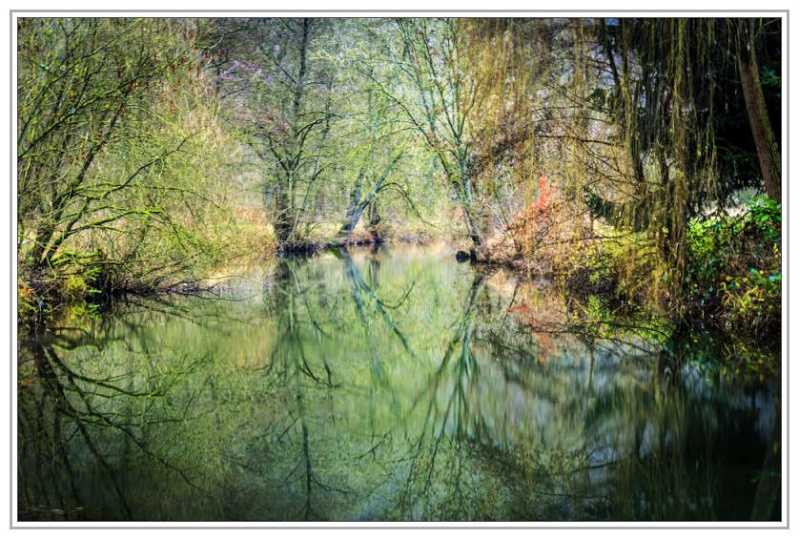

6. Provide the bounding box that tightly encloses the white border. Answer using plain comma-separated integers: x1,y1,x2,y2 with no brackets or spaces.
4,4,792,534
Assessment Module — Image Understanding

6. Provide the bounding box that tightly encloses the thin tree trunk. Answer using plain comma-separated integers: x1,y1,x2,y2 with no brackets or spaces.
367,201,382,243
737,18,781,204
336,154,402,244
458,169,489,262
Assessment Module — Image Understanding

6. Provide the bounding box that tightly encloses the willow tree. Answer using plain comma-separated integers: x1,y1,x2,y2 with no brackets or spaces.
459,18,585,260
578,17,781,291
459,19,550,229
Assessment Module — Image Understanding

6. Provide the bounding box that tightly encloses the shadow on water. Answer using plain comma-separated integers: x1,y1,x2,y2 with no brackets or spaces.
16,246,781,522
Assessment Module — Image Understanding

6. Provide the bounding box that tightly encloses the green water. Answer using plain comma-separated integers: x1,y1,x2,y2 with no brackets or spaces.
16,246,781,522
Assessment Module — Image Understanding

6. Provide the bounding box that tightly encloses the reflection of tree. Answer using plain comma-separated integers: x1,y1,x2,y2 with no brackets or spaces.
339,248,414,382
18,250,780,522
387,273,781,521
256,251,420,519
394,272,492,519
383,270,618,519
251,257,348,520
17,334,206,520
393,272,603,519
266,258,338,388
490,301,779,520
750,395,781,521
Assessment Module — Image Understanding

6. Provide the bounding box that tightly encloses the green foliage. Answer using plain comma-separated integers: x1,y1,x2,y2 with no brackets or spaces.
17,18,253,323
559,228,666,315
686,197,781,342
760,67,781,91
16,16,783,349
749,196,782,243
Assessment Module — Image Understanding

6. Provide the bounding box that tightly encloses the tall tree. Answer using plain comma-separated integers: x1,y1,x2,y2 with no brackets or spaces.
207,18,336,249
577,18,781,286
363,18,489,260
736,18,781,204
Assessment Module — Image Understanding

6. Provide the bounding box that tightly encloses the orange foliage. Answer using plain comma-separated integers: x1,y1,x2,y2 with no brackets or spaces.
535,332,552,365
507,302,533,318
510,176,555,252
18,279,34,299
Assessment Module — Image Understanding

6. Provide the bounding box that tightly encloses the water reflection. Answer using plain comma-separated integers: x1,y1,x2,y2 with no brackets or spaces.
18,332,211,520
17,246,780,521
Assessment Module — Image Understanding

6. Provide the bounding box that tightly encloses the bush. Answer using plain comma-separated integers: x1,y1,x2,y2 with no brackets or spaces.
686,196,781,341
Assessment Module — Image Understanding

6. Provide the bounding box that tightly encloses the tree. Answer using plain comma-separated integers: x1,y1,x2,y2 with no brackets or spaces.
736,18,781,204
363,18,489,260
577,18,781,284
18,18,241,297
19,19,179,267
206,18,336,249
331,18,446,246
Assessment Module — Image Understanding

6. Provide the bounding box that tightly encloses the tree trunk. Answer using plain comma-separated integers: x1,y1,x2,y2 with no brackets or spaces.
458,169,489,262
367,201,382,243
337,201,368,245
276,18,312,248
461,202,489,262
336,154,402,245
273,182,293,246
737,18,781,204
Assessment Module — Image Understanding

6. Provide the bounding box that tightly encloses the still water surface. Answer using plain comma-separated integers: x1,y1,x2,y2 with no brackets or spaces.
17,245,781,521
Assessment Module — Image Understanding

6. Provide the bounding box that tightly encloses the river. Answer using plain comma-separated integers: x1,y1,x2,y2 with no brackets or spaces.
16,244,781,522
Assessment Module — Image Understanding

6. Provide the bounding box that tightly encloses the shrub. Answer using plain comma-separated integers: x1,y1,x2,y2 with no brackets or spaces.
686,197,781,340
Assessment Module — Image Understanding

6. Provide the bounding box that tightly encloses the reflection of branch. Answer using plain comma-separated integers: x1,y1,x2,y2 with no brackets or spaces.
397,273,488,514
354,431,393,461
26,339,212,516
19,351,124,520
296,386,316,520
45,349,164,398
57,346,207,492
270,259,339,388
341,250,415,355
502,291,666,362
264,258,355,519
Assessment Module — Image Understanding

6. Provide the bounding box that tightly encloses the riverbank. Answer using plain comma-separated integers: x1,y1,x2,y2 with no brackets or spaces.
18,203,781,380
